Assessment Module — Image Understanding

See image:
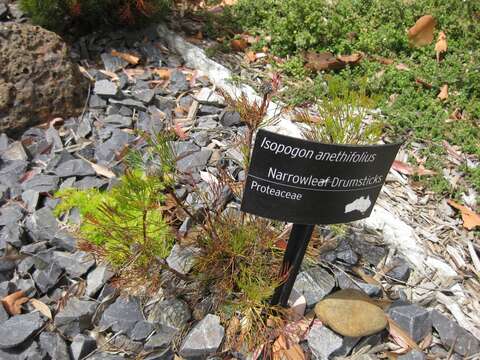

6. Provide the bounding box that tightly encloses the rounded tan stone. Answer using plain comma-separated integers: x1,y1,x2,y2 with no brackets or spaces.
314,289,388,337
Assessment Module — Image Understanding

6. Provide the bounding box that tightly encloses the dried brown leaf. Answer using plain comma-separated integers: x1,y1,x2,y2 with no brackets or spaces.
272,335,306,360
373,56,395,65
438,84,448,101
408,15,437,47
111,49,140,65
396,63,410,71
30,298,52,320
153,68,171,80
2,290,29,315
337,53,363,65
415,78,433,89
435,31,448,62
245,51,257,63
304,51,342,71
173,123,189,140
304,52,362,72
447,200,480,230
231,39,248,52
91,163,116,179
391,160,436,176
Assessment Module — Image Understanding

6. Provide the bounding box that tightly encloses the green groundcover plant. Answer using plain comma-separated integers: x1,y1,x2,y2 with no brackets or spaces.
222,0,480,195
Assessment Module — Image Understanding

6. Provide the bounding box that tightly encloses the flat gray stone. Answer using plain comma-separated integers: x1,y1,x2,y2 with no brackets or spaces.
39,332,70,360
109,98,146,111
32,262,63,293
169,70,189,94
21,189,39,212
166,244,199,275
130,320,155,341
0,312,46,349
431,310,480,356
53,251,95,277
0,223,24,248
0,301,8,322
94,80,119,97
147,298,191,330
179,314,224,358
293,267,335,307
99,296,143,335
54,298,96,337
85,265,115,297
398,350,425,360
307,323,343,360
22,174,59,193
0,141,28,162
132,89,155,104
89,94,107,109
386,257,411,282
176,149,212,173
335,270,382,297
388,304,431,342
144,325,176,351
0,204,24,226
103,114,132,128
220,110,241,126
101,53,129,73
0,340,45,360
71,334,96,360
55,159,95,177
25,207,58,242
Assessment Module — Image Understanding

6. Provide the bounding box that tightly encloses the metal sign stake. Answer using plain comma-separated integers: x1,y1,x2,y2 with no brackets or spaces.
271,224,315,307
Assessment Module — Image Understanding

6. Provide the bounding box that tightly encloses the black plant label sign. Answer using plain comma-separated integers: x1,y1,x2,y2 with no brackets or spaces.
241,129,402,224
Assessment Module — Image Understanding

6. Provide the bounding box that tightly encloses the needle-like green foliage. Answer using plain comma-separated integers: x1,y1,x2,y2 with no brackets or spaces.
54,169,174,269
298,77,382,144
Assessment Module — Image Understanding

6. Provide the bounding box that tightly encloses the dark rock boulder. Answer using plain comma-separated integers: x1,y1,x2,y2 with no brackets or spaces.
0,23,88,136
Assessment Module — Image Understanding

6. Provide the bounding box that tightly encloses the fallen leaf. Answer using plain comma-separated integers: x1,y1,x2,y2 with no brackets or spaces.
314,289,388,337
2,290,29,315
415,78,433,89
408,15,437,47
305,52,341,71
153,68,171,80
387,316,421,351
438,84,448,101
98,70,119,81
91,163,116,179
396,63,410,71
391,160,436,176
305,52,362,72
374,56,394,65
337,53,363,65
447,200,480,230
30,298,52,320
173,123,188,140
435,31,448,62
245,51,257,63
272,335,306,360
78,66,94,82
275,239,288,250
448,108,463,122
111,49,140,65
230,38,248,52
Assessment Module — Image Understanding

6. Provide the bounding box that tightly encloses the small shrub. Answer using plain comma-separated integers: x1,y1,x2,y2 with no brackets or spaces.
191,211,286,351
55,169,174,273
298,76,383,144
20,0,171,33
